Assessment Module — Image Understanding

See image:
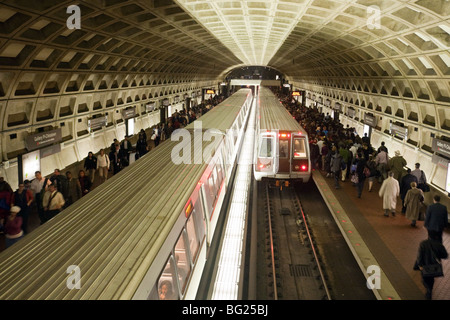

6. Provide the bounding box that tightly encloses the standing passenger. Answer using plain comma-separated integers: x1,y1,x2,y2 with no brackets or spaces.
97,149,110,183
378,172,400,217
84,152,97,184
77,170,92,197
65,171,80,206
4,206,23,248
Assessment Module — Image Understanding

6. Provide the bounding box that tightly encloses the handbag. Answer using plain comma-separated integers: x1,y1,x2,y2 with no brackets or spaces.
422,263,443,278
421,243,444,277
351,173,359,184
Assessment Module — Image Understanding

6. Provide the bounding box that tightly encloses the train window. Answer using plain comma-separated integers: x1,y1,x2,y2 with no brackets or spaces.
258,137,273,158
293,138,307,158
279,140,289,158
186,210,200,262
175,232,191,295
157,256,179,300
193,197,206,242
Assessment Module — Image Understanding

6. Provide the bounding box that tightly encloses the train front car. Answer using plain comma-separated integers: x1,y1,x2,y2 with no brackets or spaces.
254,87,311,184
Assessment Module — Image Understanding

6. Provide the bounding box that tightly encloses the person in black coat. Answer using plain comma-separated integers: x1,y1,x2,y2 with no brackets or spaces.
354,153,368,198
109,144,125,175
414,232,448,300
400,169,418,214
424,195,449,243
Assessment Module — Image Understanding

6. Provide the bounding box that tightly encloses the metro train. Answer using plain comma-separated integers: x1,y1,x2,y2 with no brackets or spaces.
0,88,253,300
254,87,311,183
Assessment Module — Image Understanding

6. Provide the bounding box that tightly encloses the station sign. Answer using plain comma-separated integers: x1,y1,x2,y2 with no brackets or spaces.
162,99,170,107
122,107,136,119
88,115,107,131
26,128,62,151
346,108,356,118
432,138,450,158
390,123,408,140
364,113,377,127
146,102,156,113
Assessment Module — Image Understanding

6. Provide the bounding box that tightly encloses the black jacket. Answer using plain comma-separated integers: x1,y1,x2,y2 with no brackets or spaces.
415,239,448,272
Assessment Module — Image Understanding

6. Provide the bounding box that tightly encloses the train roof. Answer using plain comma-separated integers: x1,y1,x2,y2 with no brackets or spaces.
258,87,308,135
0,89,251,300
186,88,252,131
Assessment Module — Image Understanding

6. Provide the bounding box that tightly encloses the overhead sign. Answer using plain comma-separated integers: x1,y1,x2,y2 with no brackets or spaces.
334,102,341,111
292,91,301,96
26,128,62,151
88,116,107,131
146,103,156,113
432,138,450,158
347,108,356,118
122,107,136,119
206,89,215,94
390,123,408,140
364,113,377,127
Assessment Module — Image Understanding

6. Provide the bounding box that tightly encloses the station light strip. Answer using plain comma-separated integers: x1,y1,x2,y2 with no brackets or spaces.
211,93,257,300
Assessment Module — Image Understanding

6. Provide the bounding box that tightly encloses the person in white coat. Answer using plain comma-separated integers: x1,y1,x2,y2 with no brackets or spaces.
379,171,400,217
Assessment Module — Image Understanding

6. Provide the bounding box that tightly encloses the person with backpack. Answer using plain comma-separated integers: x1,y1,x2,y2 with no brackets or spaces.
354,152,368,199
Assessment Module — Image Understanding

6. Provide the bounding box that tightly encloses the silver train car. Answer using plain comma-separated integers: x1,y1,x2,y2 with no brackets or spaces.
0,88,253,300
254,87,311,183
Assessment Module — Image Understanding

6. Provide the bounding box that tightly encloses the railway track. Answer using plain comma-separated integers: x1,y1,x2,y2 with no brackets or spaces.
258,181,331,300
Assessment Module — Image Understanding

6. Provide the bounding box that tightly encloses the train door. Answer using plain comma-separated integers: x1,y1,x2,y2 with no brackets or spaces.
256,131,278,176
278,132,291,173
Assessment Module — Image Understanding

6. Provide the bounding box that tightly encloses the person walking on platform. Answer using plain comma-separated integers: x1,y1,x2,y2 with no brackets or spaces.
404,182,424,227
414,232,448,300
412,163,429,193
424,195,448,243
400,169,418,214
375,148,389,183
389,150,407,182
379,171,400,217
84,152,97,184
354,152,368,198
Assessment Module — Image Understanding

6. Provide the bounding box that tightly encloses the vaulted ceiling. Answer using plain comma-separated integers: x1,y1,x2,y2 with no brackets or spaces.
0,0,449,163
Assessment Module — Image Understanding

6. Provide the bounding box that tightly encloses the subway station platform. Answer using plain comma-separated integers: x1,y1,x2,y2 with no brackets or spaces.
312,168,450,300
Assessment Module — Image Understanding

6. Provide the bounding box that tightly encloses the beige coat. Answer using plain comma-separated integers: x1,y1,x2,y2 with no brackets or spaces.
379,176,400,210
404,187,424,221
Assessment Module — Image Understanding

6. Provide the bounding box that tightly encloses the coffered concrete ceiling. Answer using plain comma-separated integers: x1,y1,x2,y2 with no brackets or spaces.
0,0,449,165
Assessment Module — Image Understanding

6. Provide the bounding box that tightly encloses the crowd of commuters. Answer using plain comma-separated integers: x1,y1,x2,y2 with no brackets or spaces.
0,93,228,250
274,88,448,300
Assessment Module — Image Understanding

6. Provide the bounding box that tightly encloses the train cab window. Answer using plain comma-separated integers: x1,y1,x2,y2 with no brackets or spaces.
186,210,200,262
279,140,289,158
258,137,273,158
293,138,307,158
157,256,179,300
175,232,191,295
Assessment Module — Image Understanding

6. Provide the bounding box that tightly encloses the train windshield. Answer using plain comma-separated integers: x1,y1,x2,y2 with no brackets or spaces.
258,137,273,158
293,138,307,158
